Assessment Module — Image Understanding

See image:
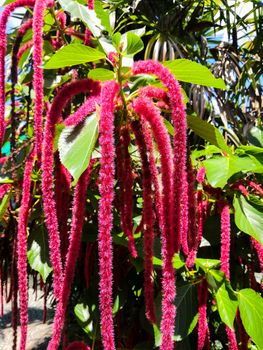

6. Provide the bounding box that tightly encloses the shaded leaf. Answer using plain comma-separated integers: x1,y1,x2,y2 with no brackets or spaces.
58,112,99,185
233,195,263,245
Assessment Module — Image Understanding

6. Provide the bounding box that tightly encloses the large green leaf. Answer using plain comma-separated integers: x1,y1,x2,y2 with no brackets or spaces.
238,289,263,349
58,0,105,37
206,269,225,291
58,112,99,184
164,59,226,89
27,227,52,282
44,44,106,69
204,155,260,188
122,32,144,56
196,258,221,272
187,116,230,153
247,126,263,148
236,145,263,173
233,195,263,245
215,282,238,329
88,68,114,81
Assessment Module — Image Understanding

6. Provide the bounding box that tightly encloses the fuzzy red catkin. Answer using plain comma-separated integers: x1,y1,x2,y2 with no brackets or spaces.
116,126,137,258
251,237,263,288
17,149,35,350
141,121,163,232
47,161,94,350
248,180,263,196
33,0,54,161
220,201,231,279
196,166,206,184
132,60,188,254
131,120,156,324
17,41,33,61
42,79,99,298
132,97,175,350
98,80,119,350
84,0,94,45
197,279,209,350
219,201,239,349
0,183,11,200
186,156,197,252
64,94,100,127
0,0,35,152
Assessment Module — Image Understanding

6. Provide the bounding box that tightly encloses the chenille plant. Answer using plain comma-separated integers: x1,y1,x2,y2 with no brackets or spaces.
0,1,263,350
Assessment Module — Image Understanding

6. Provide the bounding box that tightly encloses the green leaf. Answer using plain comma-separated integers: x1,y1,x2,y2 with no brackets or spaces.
88,68,114,81
112,32,122,49
238,289,263,349
233,195,263,245
247,126,263,148
206,269,225,291
122,32,144,56
195,258,221,272
0,190,11,221
187,116,230,153
94,0,112,35
164,59,226,89
58,112,99,184
74,303,94,335
58,0,105,37
44,44,106,69
27,227,52,282
215,282,238,329
204,155,260,188
236,145,263,173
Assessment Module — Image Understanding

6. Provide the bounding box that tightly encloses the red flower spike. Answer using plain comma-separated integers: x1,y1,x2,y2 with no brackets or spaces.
220,201,231,279
42,79,99,298
197,279,209,350
132,97,175,350
197,167,206,184
48,161,94,350
98,80,119,350
131,120,156,324
186,156,197,252
17,149,35,350
141,121,163,232
17,41,33,61
117,126,137,258
0,0,35,152
248,181,263,196
251,237,263,288
225,327,238,350
32,0,54,161
132,60,188,254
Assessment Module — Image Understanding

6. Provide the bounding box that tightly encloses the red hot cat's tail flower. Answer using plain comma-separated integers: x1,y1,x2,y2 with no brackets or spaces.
0,0,35,152
132,60,188,254
131,120,156,324
32,0,54,161
98,80,119,350
48,161,94,350
42,79,99,298
220,201,231,279
197,279,209,350
17,149,35,350
132,97,175,350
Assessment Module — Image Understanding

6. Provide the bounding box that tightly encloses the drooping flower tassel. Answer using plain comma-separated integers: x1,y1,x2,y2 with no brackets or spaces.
47,160,94,350
251,237,263,289
42,79,99,298
197,279,209,350
141,121,163,232
132,60,188,254
0,0,35,152
97,80,119,350
186,155,197,252
84,0,94,46
132,97,175,350
248,180,263,196
116,126,137,257
32,0,54,161
131,119,156,324
220,201,238,349
17,41,33,61
10,19,33,151
17,148,35,350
